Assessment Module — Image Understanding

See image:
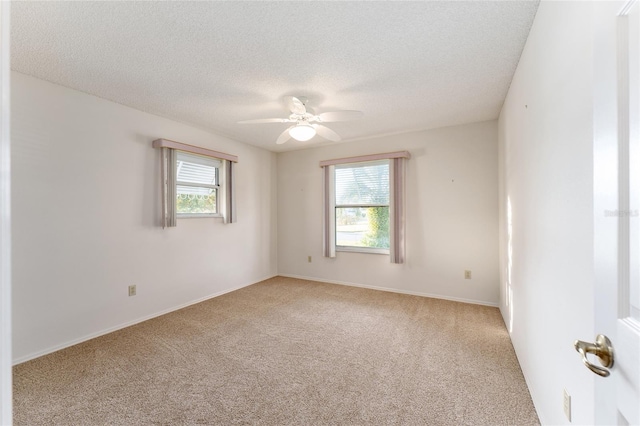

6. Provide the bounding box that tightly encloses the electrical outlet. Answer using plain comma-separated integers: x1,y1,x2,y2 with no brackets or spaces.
464,270,472,279
308,256,312,263
128,285,137,297
563,389,571,422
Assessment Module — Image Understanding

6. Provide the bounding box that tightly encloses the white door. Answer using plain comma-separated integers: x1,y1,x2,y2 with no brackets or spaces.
593,1,640,424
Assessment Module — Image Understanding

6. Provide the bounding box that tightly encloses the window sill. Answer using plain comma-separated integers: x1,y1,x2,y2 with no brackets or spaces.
177,214,223,219
336,246,389,255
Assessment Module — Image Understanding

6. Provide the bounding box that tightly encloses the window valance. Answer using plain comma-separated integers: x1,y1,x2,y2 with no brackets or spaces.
152,139,238,163
319,151,410,167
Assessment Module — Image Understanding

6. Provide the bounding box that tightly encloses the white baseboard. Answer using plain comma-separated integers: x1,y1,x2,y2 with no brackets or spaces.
13,274,277,365
278,273,499,307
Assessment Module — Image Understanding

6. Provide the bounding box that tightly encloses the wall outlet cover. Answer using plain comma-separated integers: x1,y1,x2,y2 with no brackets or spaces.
563,389,571,422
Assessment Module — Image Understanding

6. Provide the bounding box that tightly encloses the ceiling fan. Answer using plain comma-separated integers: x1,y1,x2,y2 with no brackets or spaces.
238,96,363,145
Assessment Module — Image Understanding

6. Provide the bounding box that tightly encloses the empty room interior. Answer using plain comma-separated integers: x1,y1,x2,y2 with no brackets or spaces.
2,1,639,425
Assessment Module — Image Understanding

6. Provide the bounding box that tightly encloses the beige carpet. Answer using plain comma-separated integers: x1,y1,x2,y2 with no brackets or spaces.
13,276,539,425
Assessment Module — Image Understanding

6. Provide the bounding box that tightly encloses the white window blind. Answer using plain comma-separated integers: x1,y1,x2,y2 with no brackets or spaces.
176,152,221,186
335,161,389,206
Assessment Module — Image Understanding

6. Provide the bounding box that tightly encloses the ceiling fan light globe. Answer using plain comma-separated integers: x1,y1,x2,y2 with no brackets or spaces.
289,124,316,141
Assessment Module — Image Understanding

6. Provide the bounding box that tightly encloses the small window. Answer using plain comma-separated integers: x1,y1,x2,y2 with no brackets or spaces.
335,160,390,253
176,151,221,217
154,138,237,228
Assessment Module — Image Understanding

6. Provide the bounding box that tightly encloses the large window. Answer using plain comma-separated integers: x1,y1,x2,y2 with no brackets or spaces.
321,151,409,263
335,160,390,252
176,151,221,217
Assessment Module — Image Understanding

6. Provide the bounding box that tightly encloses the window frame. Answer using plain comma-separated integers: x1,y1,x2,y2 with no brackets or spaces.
334,159,391,255
175,151,222,219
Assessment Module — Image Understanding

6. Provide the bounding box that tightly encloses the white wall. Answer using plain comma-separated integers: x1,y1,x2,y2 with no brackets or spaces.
498,1,595,424
0,2,11,423
11,72,278,363
278,121,499,306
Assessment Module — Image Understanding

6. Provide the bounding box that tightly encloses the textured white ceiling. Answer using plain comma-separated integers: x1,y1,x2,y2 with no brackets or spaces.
11,1,539,152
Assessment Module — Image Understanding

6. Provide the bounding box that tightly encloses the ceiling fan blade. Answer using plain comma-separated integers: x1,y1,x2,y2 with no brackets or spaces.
276,125,295,145
238,118,291,124
313,124,342,142
284,96,307,115
318,110,364,122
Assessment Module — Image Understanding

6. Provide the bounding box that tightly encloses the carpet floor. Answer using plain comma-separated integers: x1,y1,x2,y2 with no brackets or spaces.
13,276,539,425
